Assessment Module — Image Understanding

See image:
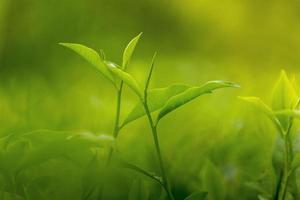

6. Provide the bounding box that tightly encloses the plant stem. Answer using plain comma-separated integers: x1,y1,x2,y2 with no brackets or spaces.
277,127,293,200
97,82,123,200
106,82,123,165
143,102,175,200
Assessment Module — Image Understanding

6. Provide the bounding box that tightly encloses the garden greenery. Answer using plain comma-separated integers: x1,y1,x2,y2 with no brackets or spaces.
2,34,299,200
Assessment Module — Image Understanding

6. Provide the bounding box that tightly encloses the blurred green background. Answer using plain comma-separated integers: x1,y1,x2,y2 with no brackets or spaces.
1,0,300,199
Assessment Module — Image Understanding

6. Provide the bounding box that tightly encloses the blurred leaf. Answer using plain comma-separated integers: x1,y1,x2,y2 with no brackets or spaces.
122,33,142,69
59,43,115,84
272,70,298,130
81,151,106,200
26,176,55,200
128,178,149,200
184,192,208,200
157,81,239,123
108,65,143,98
17,130,113,171
202,160,225,200
244,182,270,198
0,191,25,200
67,132,114,147
122,84,191,126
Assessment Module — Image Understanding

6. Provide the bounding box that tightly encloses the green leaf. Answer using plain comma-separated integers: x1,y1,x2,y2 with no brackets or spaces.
122,33,142,69
17,130,114,170
0,191,25,200
122,84,191,127
202,160,225,200
273,109,300,118
239,96,273,116
184,192,208,200
272,70,298,130
157,80,239,123
108,65,143,98
128,179,149,200
239,96,284,135
59,43,115,84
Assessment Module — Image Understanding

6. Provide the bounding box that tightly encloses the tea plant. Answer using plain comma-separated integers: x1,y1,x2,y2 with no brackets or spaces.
60,34,142,199
60,33,238,200
241,71,300,200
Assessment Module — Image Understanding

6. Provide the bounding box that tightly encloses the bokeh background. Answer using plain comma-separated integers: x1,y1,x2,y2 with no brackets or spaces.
1,0,300,199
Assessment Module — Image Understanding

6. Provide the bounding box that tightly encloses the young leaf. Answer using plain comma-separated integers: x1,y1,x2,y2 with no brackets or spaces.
239,96,273,116
122,84,191,127
184,192,208,200
122,33,142,69
108,65,143,98
59,43,115,84
272,70,298,130
144,52,157,92
157,81,239,123
239,96,284,135
202,160,226,200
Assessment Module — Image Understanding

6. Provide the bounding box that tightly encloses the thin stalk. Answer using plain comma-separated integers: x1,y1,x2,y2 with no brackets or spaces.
277,138,290,200
97,82,123,200
106,82,124,165
142,52,174,200
143,102,175,200
277,122,293,200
